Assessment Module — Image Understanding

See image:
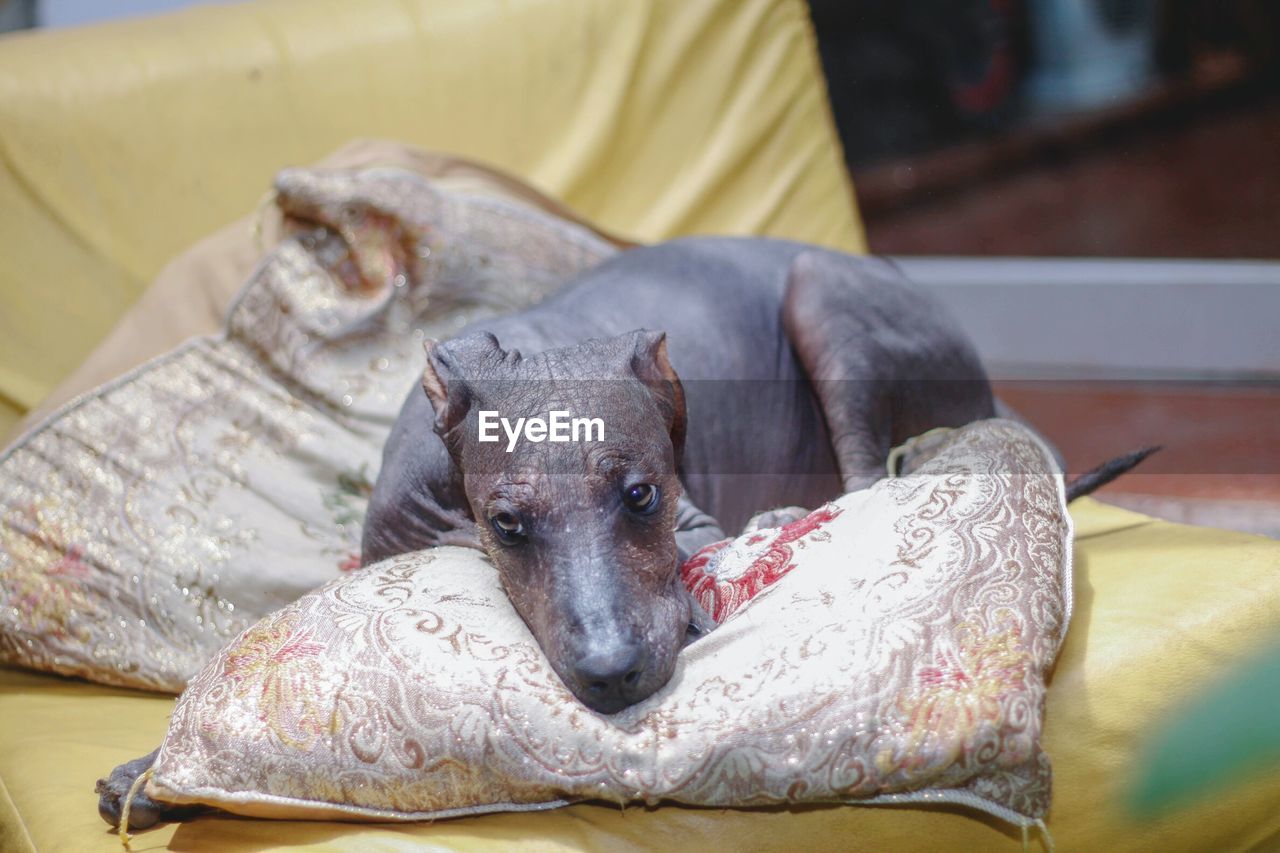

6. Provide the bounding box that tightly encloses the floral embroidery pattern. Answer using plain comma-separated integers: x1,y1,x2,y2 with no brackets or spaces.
877,619,1032,778
322,465,373,571
153,420,1070,824
221,614,337,751
681,504,844,623
0,500,94,644
323,465,373,529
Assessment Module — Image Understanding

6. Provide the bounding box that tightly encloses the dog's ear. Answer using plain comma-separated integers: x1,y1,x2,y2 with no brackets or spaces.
626,330,686,465
421,340,471,439
422,332,515,439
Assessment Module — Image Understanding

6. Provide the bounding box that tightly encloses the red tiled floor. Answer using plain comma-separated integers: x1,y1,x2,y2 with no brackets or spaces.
997,382,1280,483
997,381,1280,536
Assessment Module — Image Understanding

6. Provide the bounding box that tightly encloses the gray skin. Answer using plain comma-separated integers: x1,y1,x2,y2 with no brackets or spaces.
97,236,996,830
363,237,995,714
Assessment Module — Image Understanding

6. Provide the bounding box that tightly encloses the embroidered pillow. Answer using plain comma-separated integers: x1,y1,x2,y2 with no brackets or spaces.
0,167,617,692
148,419,1071,828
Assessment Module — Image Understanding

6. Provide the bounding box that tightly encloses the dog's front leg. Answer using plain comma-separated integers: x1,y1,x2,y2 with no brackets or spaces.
674,493,725,639
744,506,812,532
674,492,726,563
96,748,208,830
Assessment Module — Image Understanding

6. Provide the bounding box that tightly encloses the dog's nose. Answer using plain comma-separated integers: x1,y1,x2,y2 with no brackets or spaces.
572,642,649,714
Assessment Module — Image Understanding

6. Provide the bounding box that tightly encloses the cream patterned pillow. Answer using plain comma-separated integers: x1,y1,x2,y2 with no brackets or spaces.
0,168,617,691
148,419,1071,828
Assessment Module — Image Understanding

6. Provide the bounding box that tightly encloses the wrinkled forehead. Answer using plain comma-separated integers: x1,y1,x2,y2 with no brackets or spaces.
469,370,647,409
463,420,665,475
463,378,665,449
462,421,677,508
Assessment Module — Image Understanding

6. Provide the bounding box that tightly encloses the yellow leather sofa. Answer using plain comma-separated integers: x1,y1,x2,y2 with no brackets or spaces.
1,2,1278,851
0,0,864,439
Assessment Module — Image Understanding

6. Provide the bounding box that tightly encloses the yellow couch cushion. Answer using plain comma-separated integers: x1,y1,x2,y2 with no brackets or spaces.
2,499,1278,851
0,0,863,438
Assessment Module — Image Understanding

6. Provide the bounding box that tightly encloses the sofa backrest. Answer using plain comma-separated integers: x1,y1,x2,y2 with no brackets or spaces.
0,0,864,435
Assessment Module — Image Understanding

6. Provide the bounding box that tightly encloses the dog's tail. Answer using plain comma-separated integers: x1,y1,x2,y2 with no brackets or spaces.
1065,446,1161,502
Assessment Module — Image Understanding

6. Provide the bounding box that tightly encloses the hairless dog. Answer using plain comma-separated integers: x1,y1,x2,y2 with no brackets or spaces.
99,237,1150,829
360,238,1003,712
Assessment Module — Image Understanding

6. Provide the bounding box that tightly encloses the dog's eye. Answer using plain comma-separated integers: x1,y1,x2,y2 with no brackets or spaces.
622,483,660,515
489,511,526,544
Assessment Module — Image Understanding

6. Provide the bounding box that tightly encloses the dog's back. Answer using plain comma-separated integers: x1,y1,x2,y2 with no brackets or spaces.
429,237,844,532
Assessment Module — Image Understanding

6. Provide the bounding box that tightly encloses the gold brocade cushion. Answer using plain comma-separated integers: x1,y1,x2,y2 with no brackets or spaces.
0,169,618,691
7,498,1280,851
0,164,1071,828
148,419,1070,827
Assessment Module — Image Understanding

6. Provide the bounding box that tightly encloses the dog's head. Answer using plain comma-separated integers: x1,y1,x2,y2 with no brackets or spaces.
421,330,690,714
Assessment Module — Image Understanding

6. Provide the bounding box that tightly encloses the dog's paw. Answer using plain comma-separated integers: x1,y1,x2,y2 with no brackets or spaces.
745,506,810,532
95,748,205,830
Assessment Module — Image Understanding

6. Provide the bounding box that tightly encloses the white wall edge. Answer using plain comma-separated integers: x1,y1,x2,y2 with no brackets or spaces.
891,256,1280,379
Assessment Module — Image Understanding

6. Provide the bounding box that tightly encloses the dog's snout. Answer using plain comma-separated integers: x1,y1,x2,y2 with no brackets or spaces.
573,642,649,714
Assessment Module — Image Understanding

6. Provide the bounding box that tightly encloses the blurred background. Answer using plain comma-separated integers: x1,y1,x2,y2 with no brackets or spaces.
8,0,1276,261
4,1,1276,257
810,0,1280,259
3,0,1278,536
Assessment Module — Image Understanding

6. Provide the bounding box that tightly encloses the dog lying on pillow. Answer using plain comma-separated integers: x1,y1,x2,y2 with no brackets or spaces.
100,235,1146,829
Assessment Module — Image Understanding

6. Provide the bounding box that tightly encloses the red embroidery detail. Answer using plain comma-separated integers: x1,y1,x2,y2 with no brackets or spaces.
679,539,731,618
48,544,91,579
679,504,844,624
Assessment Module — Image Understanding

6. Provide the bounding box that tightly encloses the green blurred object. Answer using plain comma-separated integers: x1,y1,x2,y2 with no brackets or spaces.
1130,634,1280,818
